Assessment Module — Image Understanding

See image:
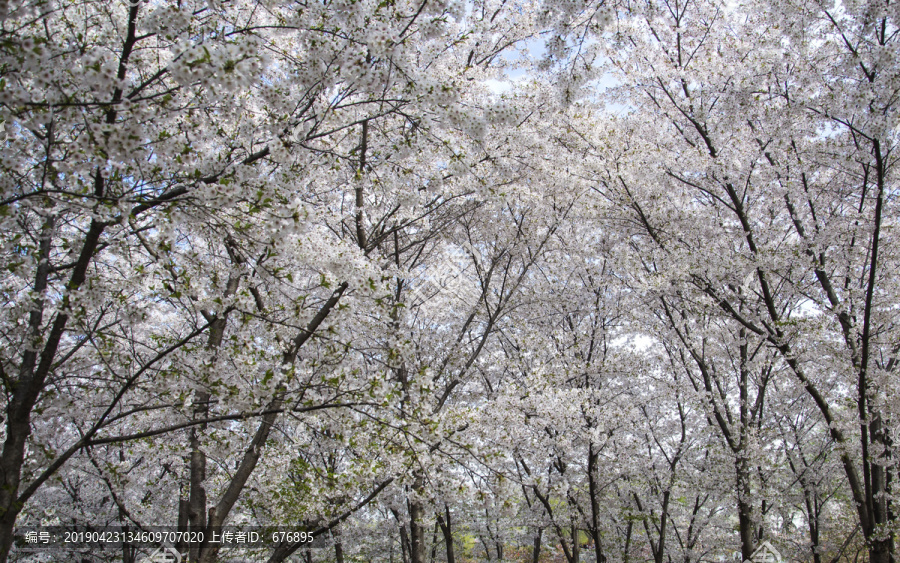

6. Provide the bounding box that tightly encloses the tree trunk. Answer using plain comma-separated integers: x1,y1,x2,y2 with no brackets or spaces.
736,455,755,562
869,539,892,563
408,473,427,563
393,508,411,563
571,523,580,562
409,497,427,563
532,527,543,563
623,520,633,563
187,391,210,563
334,522,345,563
657,490,671,563
437,506,455,563
177,497,189,555
194,283,345,563
588,445,608,563
189,271,239,563
430,520,439,563
797,465,822,563
480,535,492,561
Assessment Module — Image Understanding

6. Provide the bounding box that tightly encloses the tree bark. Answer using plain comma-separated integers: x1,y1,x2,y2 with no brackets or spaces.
532,527,543,563
430,520,439,563
333,522,345,563
393,508,411,563
588,444,608,563
571,523,580,562
624,521,633,563
437,506,455,563
736,455,755,563
188,267,240,562
408,492,427,563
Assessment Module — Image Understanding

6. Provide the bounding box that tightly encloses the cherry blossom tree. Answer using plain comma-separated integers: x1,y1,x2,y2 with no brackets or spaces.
0,0,538,560
2,0,897,561
548,0,900,560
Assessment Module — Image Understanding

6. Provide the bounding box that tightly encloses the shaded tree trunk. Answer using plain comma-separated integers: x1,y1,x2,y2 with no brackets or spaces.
588,444,608,563
572,523,581,563
437,505,456,563
532,527,543,563
430,520,439,563
736,455,755,563
393,508,411,563
334,522,345,563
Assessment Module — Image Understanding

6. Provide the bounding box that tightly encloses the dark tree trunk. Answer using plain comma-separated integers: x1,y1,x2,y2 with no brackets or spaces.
437,505,455,563
736,455,755,562
480,535,492,561
334,523,345,563
189,272,236,563
531,527,543,563
430,520,439,563
393,508,411,563
588,445,608,563
571,524,580,562
177,497,189,554
624,520,633,563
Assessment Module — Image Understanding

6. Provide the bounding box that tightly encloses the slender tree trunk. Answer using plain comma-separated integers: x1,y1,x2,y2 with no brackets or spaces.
624,521,633,563
588,445,608,563
790,453,822,563
430,520,439,563
188,394,210,563
657,490,671,563
193,283,345,563
736,455,755,562
176,498,189,555
808,498,822,563
683,493,706,563
334,522,345,563
862,145,894,563
393,508,411,563
480,535,492,561
401,525,410,563
531,527,543,563
437,506,456,563
633,491,667,563
572,523,581,562
188,270,239,562
531,485,576,562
